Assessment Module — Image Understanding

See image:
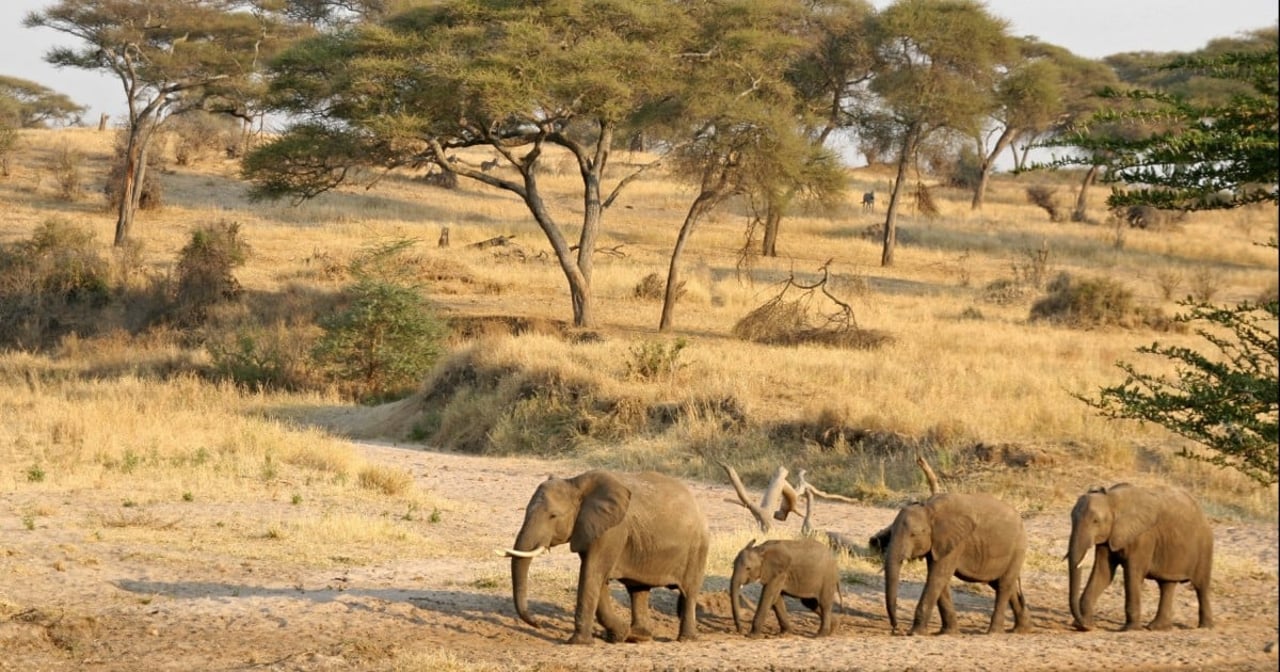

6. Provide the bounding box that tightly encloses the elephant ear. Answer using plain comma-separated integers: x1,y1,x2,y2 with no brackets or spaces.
1108,487,1160,552
761,547,790,577
570,472,632,552
930,506,976,560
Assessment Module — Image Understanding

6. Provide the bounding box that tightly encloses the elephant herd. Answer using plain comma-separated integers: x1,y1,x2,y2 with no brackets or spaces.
498,470,1214,644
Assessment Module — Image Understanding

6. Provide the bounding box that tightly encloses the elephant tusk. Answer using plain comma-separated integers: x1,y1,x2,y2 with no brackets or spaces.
497,546,549,559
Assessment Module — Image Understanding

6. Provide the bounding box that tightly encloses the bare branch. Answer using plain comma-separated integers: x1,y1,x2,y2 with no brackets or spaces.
717,461,772,532
916,453,942,495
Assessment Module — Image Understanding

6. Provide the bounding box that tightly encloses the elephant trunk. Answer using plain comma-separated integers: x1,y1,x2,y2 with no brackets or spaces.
510,525,545,628
511,555,538,628
1067,524,1089,630
884,540,905,634
730,567,746,633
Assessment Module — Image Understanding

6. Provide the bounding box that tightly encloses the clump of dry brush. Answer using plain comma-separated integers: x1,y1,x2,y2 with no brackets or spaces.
732,261,892,350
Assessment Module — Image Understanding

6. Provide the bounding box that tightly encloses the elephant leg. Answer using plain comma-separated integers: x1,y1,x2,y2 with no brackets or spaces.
936,586,959,635
912,560,954,635
1147,580,1177,631
1120,564,1146,631
987,579,1011,634
1194,579,1213,629
625,586,652,643
752,579,788,637
675,588,699,642
816,592,835,637
1078,554,1116,630
594,580,631,643
1011,582,1032,633
570,556,610,645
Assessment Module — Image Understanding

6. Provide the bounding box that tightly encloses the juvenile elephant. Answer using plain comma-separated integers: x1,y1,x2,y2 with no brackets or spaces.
881,492,1031,635
1068,483,1213,631
500,470,709,645
730,538,839,637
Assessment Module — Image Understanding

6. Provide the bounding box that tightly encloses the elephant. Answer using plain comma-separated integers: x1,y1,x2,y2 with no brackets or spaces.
730,538,840,638
1067,483,1213,632
499,469,710,645
881,492,1031,635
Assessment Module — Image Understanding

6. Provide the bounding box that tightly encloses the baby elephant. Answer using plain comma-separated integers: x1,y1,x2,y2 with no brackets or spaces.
730,538,840,637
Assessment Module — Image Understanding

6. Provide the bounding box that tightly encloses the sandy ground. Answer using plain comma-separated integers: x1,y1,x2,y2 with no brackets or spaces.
1,442,1277,671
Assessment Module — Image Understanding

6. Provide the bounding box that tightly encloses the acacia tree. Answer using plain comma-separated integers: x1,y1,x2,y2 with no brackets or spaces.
968,40,1061,210
25,0,298,246
1063,49,1279,485
866,0,1012,266
751,0,874,258
0,76,86,128
245,0,701,328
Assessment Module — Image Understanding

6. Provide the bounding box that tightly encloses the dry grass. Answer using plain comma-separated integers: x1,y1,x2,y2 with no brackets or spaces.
1,127,1276,527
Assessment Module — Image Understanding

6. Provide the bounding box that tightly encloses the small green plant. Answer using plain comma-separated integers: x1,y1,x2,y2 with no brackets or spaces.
171,221,249,326
312,240,448,402
429,507,442,524
122,499,136,508
291,493,303,505
625,338,689,381
182,491,194,502
51,143,84,200
23,513,36,530
26,464,45,483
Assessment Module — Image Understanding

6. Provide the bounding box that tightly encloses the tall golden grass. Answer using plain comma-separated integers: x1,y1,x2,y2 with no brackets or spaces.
1,127,1276,522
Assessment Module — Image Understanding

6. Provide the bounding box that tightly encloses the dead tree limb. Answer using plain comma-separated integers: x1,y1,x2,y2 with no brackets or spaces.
916,453,942,495
467,234,516,249
718,462,774,532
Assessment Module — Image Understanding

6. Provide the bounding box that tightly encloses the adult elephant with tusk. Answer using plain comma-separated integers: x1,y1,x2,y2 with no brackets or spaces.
1067,483,1213,632
499,469,709,645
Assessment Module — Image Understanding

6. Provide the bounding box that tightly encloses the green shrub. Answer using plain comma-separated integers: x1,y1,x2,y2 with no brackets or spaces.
171,221,248,326
0,218,112,348
625,338,688,381
1030,272,1173,330
311,239,449,402
207,324,311,391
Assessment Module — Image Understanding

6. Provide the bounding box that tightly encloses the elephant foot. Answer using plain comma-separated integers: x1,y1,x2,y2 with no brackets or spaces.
1072,619,1094,632
1121,621,1146,632
1198,618,1214,629
566,632,596,646
677,630,699,643
624,626,652,643
746,630,767,640
1146,619,1173,632
1013,622,1034,634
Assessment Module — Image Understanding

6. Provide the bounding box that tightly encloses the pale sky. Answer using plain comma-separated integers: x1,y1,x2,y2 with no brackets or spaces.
2,0,1276,125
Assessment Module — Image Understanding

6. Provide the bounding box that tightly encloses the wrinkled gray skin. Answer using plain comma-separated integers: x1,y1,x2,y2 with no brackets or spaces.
1068,483,1213,632
883,492,1031,636
730,538,839,638
503,470,709,645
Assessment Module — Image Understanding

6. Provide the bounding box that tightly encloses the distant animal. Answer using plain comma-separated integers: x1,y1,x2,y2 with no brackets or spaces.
861,191,875,212
480,158,500,172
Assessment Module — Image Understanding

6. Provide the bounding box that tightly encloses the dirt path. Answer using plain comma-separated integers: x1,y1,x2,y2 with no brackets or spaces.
2,442,1277,671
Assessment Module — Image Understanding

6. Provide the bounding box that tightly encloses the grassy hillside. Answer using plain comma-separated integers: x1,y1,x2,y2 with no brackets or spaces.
2,126,1276,522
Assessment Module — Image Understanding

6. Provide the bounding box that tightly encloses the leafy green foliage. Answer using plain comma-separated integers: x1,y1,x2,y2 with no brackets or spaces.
625,338,689,382
0,75,85,128
312,241,447,403
172,222,249,327
1080,300,1279,485
1044,48,1279,210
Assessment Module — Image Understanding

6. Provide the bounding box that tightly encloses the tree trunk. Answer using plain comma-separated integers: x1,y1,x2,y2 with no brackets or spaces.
881,126,919,267
113,123,152,247
521,161,598,328
1072,164,1101,222
760,198,782,257
971,128,1019,210
659,191,720,331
